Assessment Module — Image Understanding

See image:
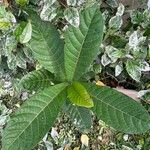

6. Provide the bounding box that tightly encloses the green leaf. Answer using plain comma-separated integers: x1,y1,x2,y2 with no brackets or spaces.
19,21,32,44
64,101,92,131
64,5,104,81
64,7,80,27
2,83,68,150
126,60,141,82
19,69,54,91
15,0,28,6
83,83,150,133
67,81,93,108
29,13,65,80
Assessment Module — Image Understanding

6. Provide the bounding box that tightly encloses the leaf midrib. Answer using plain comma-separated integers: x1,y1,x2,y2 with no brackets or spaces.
6,86,66,150
70,8,98,80
91,92,149,125
71,84,90,102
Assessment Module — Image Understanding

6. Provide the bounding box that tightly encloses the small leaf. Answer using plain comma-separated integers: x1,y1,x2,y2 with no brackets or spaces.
116,3,125,16
126,60,141,82
67,81,93,108
64,7,80,27
67,0,76,6
16,50,27,69
19,21,32,44
101,54,111,66
106,0,118,8
15,0,28,6
40,0,58,22
105,46,123,63
81,134,89,147
128,31,138,50
96,80,105,86
77,0,85,6
109,16,123,30
93,64,102,74
0,19,11,29
115,61,123,76
130,10,143,25
13,22,26,40
139,61,150,71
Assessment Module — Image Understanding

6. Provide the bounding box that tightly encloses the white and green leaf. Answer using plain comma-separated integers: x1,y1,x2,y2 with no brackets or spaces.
126,60,141,82
40,0,59,22
64,7,80,27
109,15,123,30
19,21,32,44
115,61,123,76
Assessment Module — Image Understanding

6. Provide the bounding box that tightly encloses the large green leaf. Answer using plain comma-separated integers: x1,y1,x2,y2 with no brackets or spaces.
83,83,150,133
2,83,68,150
29,13,65,80
19,69,54,91
64,5,104,81
64,101,92,131
67,81,93,108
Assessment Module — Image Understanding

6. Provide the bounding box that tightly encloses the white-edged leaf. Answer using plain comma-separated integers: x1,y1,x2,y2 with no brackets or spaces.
139,61,150,71
105,46,123,63
109,15,123,30
101,54,111,66
64,7,80,27
67,0,76,6
106,0,118,8
115,61,123,76
19,21,32,44
40,0,58,22
81,134,89,147
116,3,125,16
77,0,85,6
126,60,141,82
128,31,138,50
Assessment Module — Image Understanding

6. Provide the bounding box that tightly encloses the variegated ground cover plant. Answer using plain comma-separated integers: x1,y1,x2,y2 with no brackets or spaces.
1,1,150,150
99,1,150,82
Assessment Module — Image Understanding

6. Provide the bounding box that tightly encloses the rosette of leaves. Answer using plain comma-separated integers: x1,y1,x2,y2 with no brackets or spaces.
2,5,150,150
